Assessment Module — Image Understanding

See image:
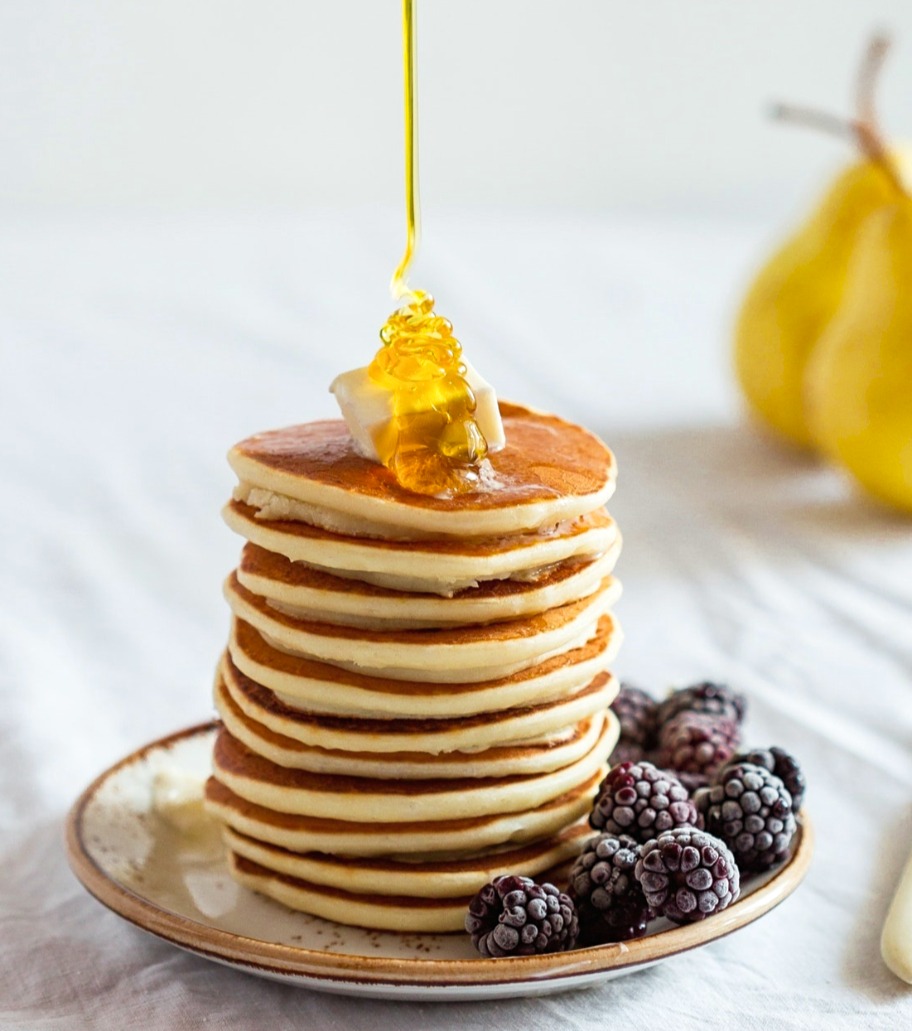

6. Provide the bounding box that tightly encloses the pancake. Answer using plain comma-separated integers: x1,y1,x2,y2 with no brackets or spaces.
228,401,616,540
210,722,614,822
222,819,588,902
226,853,473,932
216,672,609,777
227,615,622,718
223,822,587,899
223,572,621,682
216,656,618,757
236,537,622,629
209,402,623,926
204,773,602,857
223,500,617,595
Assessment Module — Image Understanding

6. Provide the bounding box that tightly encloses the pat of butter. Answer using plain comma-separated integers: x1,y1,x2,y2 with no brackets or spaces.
330,361,506,462
882,845,912,984
152,768,207,833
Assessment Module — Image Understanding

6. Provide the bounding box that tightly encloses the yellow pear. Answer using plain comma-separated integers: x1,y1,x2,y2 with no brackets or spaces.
734,156,903,449
734,34,908,449
804,198,912,511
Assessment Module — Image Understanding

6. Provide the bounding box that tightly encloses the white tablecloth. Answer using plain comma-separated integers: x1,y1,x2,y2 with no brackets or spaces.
2,208,911,1030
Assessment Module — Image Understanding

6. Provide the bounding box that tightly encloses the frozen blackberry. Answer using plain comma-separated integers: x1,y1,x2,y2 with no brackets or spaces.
656,681,746,728
568,833,651,943
695,762,797,872
465,875,578,957
612,683,659,748
608,738,648,767
657,712,741,785
590,761,699,844
721,746,806,813
635,827,740,923
674,769,713,794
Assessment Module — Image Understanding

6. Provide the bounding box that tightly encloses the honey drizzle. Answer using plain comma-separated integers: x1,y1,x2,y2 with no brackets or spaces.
369,0,488,496
390,0,419,302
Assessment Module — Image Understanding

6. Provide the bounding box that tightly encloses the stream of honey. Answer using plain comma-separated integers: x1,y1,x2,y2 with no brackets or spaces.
368,0,488,495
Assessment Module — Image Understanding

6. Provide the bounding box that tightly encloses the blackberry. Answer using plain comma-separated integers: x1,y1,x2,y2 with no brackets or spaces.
656,681,746,728
568,833,651,943
612,683,659,748
590,761,699,844
674,769,713,794
635,827,740,923
657,712,741,786
465,875,578,957
695,762,797,872
721,747,806,813
608,738,648,767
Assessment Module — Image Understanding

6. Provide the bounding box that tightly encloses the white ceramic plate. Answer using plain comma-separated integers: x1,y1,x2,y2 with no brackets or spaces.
66,723,813,1001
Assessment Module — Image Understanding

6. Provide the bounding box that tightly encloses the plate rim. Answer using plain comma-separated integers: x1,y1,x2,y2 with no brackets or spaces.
65,721,815,989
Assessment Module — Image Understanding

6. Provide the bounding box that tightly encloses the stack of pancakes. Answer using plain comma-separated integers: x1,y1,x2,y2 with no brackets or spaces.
204,401,623,931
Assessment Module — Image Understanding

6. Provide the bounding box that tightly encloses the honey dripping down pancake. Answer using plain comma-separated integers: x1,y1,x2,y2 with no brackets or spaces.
365,0,485,498
229,402,616,540
199,0,624,931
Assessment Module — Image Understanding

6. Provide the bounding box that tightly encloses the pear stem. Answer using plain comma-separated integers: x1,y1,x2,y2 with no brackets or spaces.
856,32,891,127
770,104,856,143
770,33,908,199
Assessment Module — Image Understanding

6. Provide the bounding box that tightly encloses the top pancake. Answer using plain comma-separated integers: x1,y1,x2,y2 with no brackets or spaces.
228,402,616,538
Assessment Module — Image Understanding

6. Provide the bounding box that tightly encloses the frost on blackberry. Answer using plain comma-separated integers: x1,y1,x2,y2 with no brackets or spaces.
635,827,740,923
465,875,578,957
657,711,741,788
568,833,650,943
608,738,649,767
612,683,659,747
720,746,806,813
590,761,699,844
656,681,746,728
608,683,658,767
695,761,797,871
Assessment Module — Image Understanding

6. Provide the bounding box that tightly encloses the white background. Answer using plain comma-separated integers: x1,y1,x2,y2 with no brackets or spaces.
2,1,912,217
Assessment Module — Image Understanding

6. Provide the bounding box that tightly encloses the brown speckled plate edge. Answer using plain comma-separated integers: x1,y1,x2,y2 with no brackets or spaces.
65,722,814,998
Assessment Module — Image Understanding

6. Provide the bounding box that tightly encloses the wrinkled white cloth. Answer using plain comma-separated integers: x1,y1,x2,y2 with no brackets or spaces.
1,209,911,1030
